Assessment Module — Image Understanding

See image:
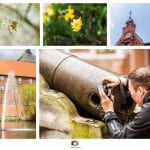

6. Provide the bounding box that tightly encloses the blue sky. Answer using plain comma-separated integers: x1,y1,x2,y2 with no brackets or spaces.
110,3,150,45
0,49,36,60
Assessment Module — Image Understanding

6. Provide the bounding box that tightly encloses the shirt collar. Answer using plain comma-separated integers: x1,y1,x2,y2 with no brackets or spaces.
143,90,150,104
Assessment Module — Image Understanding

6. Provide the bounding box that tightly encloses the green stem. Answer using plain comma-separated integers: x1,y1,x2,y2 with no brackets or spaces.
71,31,78,45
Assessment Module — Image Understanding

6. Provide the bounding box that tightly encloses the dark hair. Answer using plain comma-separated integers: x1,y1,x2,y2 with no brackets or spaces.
128,66,150,91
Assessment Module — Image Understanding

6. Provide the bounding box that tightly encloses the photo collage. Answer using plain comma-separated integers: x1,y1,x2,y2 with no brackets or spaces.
0,1,150,142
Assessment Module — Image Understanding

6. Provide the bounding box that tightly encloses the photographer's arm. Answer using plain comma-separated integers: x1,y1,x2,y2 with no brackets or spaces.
98,87,146,138
100,76,127,87
104,111,126,138
104,107,149,138
98,87,127,138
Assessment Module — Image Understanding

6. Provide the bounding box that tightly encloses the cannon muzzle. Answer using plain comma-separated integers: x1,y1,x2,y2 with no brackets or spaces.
40,50,135,122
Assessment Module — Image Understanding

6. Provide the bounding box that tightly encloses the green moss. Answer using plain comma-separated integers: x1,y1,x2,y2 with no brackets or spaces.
0,116,22,122
68,119,102,138
101,123,110,138
40,74,110,138
40,74,50,90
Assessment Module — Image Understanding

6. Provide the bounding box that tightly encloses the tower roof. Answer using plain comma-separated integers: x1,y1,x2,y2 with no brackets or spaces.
17,49,36,63
116,11,144,46
0,60,36,77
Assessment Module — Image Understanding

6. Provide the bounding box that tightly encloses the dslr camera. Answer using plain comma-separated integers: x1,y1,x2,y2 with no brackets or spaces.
98,81,113,98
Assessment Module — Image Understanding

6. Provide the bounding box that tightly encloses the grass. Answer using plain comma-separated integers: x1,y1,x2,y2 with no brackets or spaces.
0,116,29,122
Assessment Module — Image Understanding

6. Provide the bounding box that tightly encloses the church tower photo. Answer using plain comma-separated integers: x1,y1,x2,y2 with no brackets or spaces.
116,11,144,46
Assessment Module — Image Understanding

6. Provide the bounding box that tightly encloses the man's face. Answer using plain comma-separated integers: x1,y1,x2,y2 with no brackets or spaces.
128,79,143,106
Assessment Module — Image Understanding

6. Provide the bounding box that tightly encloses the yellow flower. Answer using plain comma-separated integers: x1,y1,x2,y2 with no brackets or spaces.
71,17,83,32
43,14,48,23
67,7,74,15
47,9,55,16
64,7,75,21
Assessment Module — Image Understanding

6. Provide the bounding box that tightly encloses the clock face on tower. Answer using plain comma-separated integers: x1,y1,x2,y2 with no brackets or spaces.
125,32,131,38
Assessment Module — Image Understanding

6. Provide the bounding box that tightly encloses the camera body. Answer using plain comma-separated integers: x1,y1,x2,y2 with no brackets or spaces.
98,80,135,123
98,81,113,98
102,81,112,98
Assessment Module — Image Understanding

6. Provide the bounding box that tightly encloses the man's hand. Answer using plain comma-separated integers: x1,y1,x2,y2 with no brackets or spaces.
98,86,114,112
100,76,127,87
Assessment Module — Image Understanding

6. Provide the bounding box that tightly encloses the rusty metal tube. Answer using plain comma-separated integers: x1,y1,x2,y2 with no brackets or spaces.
40,50,134,121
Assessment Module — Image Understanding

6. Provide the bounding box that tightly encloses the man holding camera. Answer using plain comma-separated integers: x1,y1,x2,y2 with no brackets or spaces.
98,66,150,138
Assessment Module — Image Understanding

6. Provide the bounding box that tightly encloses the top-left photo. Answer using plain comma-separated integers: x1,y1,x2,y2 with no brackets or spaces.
0,3,40,46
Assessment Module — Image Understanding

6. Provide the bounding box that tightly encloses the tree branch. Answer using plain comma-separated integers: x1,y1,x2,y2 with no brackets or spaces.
25,4,32,18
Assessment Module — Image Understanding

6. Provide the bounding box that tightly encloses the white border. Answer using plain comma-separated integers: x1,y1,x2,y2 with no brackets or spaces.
0,139,149,150
107,2,110,47
36,48,39,139
0,2,150,149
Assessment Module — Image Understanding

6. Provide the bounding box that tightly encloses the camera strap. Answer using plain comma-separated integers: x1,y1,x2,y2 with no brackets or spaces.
119,84,128,125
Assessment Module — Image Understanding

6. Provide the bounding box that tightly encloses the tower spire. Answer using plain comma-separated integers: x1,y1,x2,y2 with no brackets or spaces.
129,11,132,20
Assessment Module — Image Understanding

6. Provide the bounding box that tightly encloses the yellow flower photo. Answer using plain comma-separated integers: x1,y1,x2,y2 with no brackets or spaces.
43,3,107,45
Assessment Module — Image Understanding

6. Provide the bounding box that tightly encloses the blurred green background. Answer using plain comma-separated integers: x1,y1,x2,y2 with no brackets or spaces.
43,3,107,45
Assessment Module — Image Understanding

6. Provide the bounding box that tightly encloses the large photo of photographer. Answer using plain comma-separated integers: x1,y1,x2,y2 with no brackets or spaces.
98,66,150,138
39,49,150,139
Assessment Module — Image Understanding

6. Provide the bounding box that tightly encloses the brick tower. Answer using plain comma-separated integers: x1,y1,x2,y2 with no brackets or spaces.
116,11,144,46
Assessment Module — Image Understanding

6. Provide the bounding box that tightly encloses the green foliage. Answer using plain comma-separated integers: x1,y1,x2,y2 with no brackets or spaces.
43,3,107,45
20,83,36,120
0,116,21,122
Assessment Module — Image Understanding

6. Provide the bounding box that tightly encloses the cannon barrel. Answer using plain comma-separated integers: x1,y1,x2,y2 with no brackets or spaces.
40,50,135,121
